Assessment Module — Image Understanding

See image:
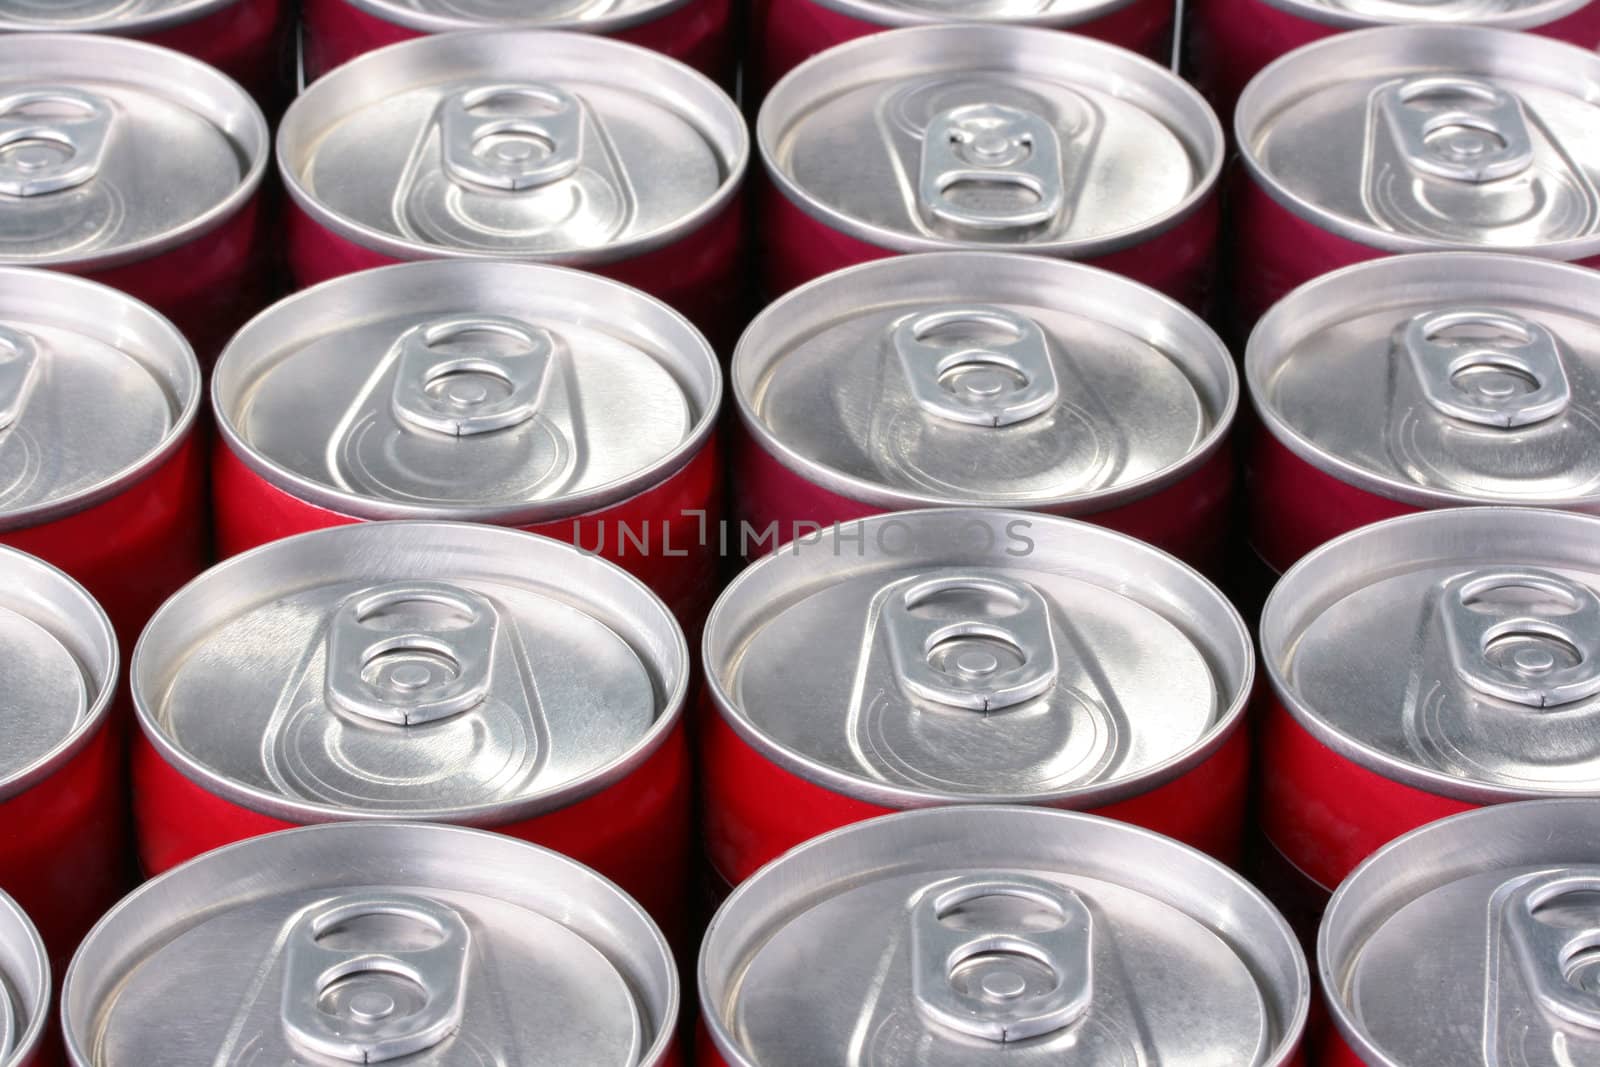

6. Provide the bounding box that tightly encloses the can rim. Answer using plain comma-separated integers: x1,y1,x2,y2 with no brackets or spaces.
210,260,723,524
1261,505,1600,802
0,888,48,1067
1247,251,1600,511
1235,25,1600,259
130,520,691,825
795,0,1143,30
702,507,1256,809
700,805,1311,1067
1251,0,1591,31
0,0,240,33
278,29,749,268
734,251,1239,513
340,0,698,36
60,821,681,1067
757,24,1224,258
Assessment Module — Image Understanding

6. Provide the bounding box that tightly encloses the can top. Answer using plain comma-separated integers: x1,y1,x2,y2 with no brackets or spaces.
0,544,116,805
0,34,268,271
342,0,697,34
280,30,747,267
62,822,677,1066
758,26,1223,257
0,0,236,32
0,889,46,1067
737,253,1235,512
704,509,1253,807
1250,253,1600,509
1237,27,1600,258
1256,0,1592,31
1262,506,1600,802
794,0,1143,30
701,806,1309,1067
132,521,688,823
213,261,721,523
1322,799,1600,1066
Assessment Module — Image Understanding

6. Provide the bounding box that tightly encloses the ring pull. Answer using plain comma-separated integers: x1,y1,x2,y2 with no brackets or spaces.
1403,308,1569,428
439,83,586,192
1377,76,1534,185
1494,867,1600,1034
919,104,1064,233
891,306,1059,428
389,315,554,437
1440,568,1600,709
0,87,111,198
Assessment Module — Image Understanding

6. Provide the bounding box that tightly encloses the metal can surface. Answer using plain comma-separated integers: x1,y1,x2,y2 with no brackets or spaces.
279,31,748,348
732,253,1237,572
1319,799,1600,1065
0,546,123,967
701,507,1255,887
211,260,723,627
302,0,733,85
755,26,1225,307
0,890,47,1067
0,268,204,648
700,806,1309,1067
0,35,270,363
1233,26,1600,330
62,822,680,1066
1259,507,1600,923
130,521,693,939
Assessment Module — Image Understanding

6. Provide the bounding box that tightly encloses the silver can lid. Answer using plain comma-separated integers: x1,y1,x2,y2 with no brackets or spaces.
0,1,237,32
736,253,1235,512
132,521,688,822
703,509,1253,806
1238,27,1600,258
0,34,268,271
279,30,747,267
62,822,678,1066
0,544,116,804
0,267,200,529
0,889,46,1067
339,0,698,34
1250,253,1600,510
213,261,720,523
1255,0,1592,31
758,26,1223,257
1263,507,1600,802
787,0,1143,29
701,806,1309,1066
1322,799,1600,1066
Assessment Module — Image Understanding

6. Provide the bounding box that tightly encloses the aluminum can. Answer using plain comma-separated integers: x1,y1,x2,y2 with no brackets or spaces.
756,26,1225,308
1259,506,1600,928
0,268,204,648
302,0,734,85
210,260,723,628
0,546,123,967
700,806,1309,1066
1319,799,1600,1065
61,823,681,1066
0,35,270,364
701,507,1255,887
0,890,46,1067
1233,26,1600,331
130,521,693,940
732,252,1237,572
279,31,748,349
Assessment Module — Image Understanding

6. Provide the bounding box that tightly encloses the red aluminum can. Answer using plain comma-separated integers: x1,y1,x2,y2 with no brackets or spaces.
130,521,694,941
0,545,125,968
301,0,733,86
1246,252,1600,576
278,31,748,350
700,807,1310,1067
1258,507,1600,930
0,35,270,364
756,26,1225,308
210,260,722,628
61,823,682,1066
1319,799,1600,1065
0,268,205,649
0,889,48,1067
732,252,1237,573
701,507,1256,889
1232,26,1600,332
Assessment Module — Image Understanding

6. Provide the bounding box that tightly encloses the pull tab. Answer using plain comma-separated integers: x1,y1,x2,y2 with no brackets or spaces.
1495,867,1600,1033
884,570,1058,711
1440,569,1600,708
0,87,111,198
1377,77,1534,184
0,325,39,432
919,104,1064,233
281,893,471,1064
325,581,498,726
439,83,584,192
389,315,554,437
911,876,1092,1042
1403,309,1570,428
891,306,1059,428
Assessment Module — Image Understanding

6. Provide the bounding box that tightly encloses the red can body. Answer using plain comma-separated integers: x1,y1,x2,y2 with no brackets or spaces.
122,0,286,110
